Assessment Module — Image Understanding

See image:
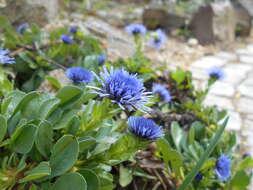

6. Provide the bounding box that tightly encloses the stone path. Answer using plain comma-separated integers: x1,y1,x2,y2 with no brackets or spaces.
188,44,253,153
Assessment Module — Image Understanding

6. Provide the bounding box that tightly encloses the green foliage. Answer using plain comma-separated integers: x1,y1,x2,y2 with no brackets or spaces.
0,15,251,190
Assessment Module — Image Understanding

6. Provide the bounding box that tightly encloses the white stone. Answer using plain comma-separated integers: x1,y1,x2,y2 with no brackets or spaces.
239,55,253,64
210,82,235,97
237,97,253,114
191,56,227,69
238,84,253,98
204,94,234,110
188,67,209,80
215,51,237,61
222,64,251,85
225,111,242,131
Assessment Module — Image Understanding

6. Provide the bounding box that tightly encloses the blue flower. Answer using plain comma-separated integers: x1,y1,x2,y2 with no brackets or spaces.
125,24,147,35
89,67,151,112
69,26,78,33
17,24,29,35
61,34,74,44
0,48,15,65
215,155,231,181
98,55,106,66
243,153,251,159
195,172,203,182
66,67,93,84
208,66,225,80
152,84,171,103
149,29,167,49
128,116,164,140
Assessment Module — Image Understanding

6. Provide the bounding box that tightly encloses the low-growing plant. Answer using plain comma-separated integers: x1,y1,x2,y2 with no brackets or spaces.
0,17,252,190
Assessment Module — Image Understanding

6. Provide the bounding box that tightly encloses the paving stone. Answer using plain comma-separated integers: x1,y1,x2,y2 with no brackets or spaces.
238,84,253,98
204,94,234,110
239,55,253,64
188,67,209,80
236,48,252,55
191,56,227,69
209,82,235,97
237,97,253,114
225,111,242,131
215,51,237,61
223,64,252,84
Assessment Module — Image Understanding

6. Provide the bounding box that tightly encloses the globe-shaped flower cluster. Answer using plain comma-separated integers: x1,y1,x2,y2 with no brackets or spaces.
128,116,164,140
90,67,151,112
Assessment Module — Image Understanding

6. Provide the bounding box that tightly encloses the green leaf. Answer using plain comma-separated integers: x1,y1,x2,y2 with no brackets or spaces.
38,98,60,120
231,170,250,189
171,122,185,151
19,162,51,183
156,138,172,167
119,165,133,187
50,172,87,190
46,76,62,89
78,136,96,152
239,157,253,170
79,169,100,190
35,121,53,158
12,91,40,117
49,135,79,178
171,68,186,85
0,115,7,143
56,86,82,108
178,118,228,190
11,124,37,154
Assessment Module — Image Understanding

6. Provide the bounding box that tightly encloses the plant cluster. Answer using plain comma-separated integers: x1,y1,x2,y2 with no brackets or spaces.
0,18,252,190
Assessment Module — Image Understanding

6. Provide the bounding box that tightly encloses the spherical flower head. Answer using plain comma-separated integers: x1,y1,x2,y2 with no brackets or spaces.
0,48,15,65
242,153,251,159
17,23,29,35
90,67,151,112
61,34,74,44
215,155,231,181
98,55,106,66
66,67,93,84
125,24,147,36
208,66,225,80
149,29,167,49
152,84,171,103
195,172,203,182
69,26,78,33
128,116,164,140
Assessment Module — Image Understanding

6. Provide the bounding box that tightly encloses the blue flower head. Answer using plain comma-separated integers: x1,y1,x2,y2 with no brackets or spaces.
69,26,78,33
61,34,74,44
66,67,93,84
208,66,225,80
98,55,106,66
152,84,171,103
215,155,231,181
195,172,203,182
243,153,251,159
90,67,151,112
128,116,164,140
17,24,29,35
149,29,167,49
0,48,15,65
125,24,147,36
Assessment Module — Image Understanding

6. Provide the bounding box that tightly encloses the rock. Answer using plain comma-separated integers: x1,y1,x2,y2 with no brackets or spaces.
189,4,215,45
82,17,135,59
187,38,198,46
0,0,58,27
142,8,186,32
231,0,252,37
232,0,253,17
189,1,251,45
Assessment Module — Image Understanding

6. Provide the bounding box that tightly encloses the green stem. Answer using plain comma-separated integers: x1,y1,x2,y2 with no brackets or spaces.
178,118,229,190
